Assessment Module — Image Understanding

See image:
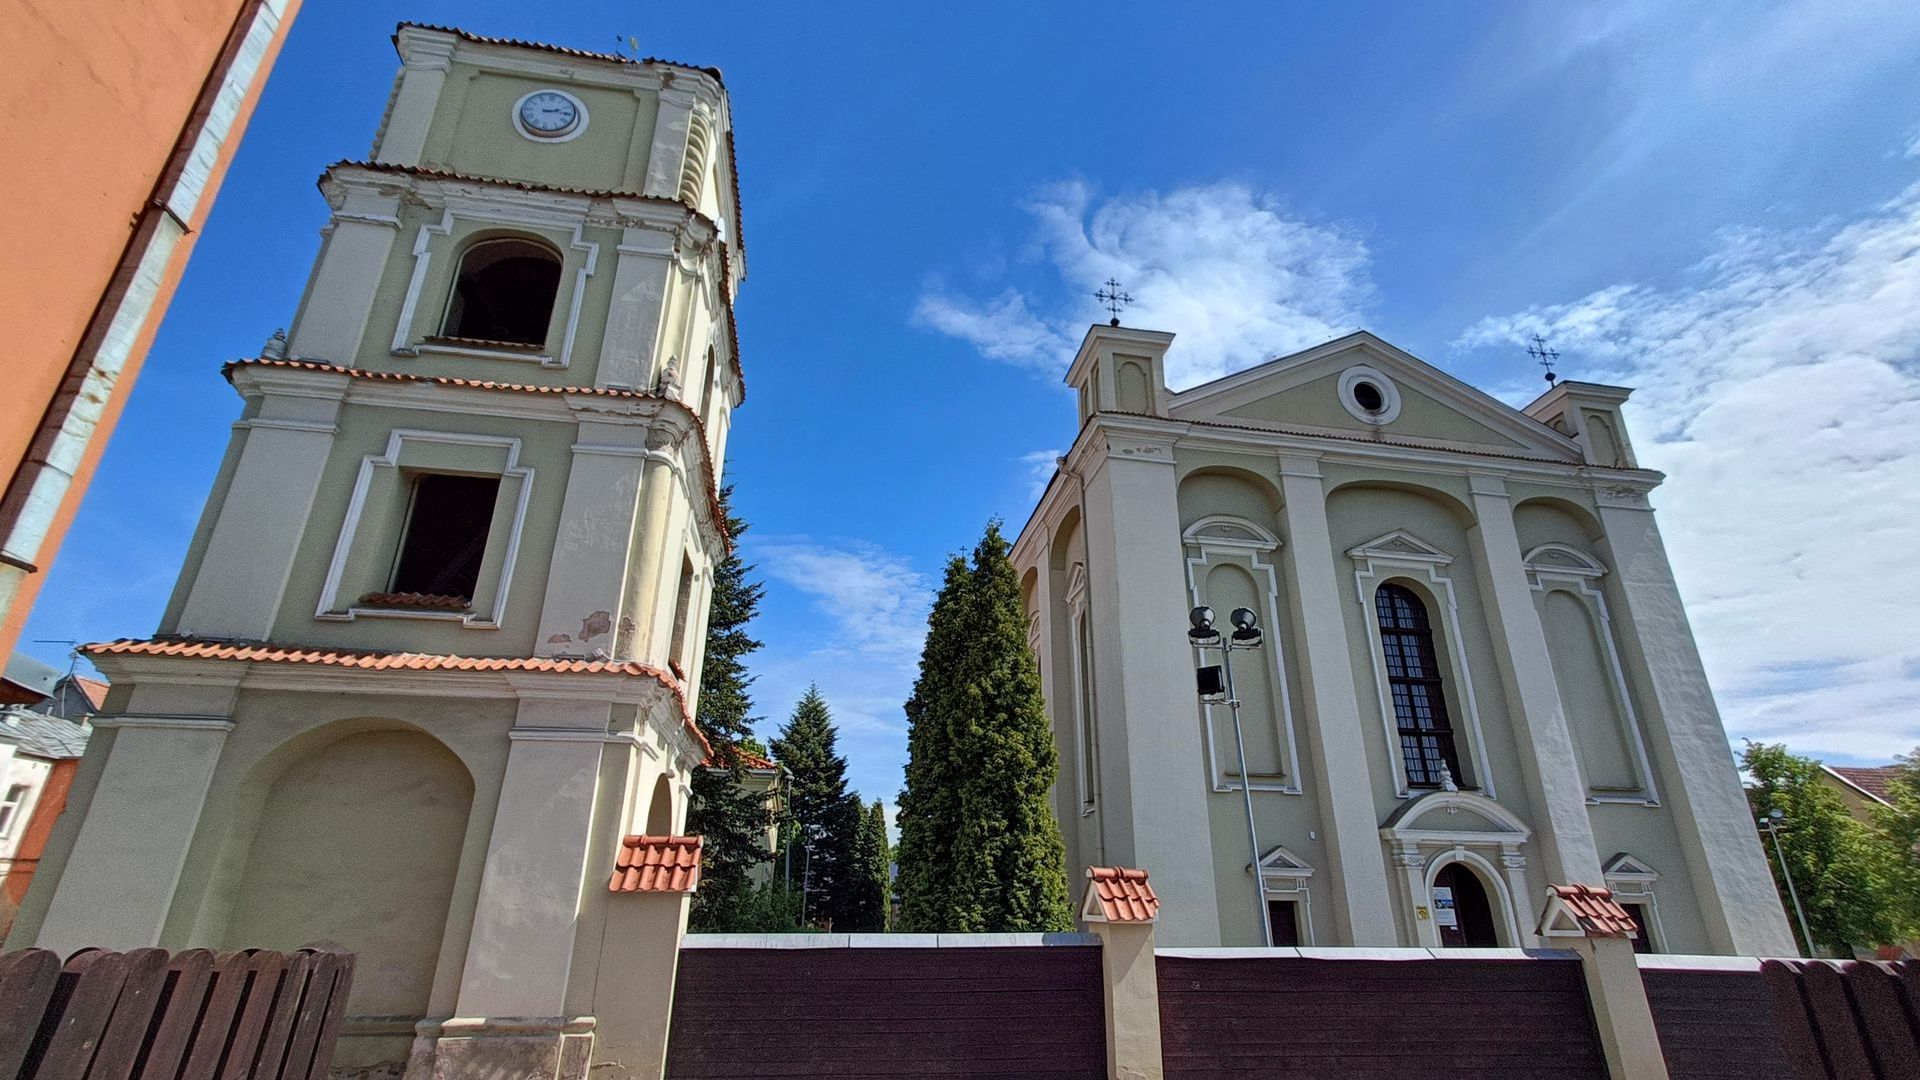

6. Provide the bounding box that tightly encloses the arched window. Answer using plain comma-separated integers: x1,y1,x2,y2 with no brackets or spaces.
441,238,561,346
1375,583,1463,787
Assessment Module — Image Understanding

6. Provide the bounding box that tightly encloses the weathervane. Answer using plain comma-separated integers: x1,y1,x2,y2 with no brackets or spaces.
1527,334,1561,386
1094,278,1133,326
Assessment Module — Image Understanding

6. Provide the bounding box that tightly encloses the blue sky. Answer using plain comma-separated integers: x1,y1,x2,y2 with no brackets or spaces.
22,1,1920,813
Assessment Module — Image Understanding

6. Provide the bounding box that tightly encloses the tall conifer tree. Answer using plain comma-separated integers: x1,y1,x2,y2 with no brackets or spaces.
771,685,862,928
847,799,892,931
896,522,1073,932
686,486,772,930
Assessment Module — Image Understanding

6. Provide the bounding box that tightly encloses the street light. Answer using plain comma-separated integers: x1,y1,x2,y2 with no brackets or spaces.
1759,808,1813,957
1190,605,1273,947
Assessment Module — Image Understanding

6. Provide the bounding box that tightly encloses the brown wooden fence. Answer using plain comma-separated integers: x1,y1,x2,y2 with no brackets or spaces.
667,938,1105,1078
0,947,353,1080
1155,950,1608,1079
1644,958,1919,1080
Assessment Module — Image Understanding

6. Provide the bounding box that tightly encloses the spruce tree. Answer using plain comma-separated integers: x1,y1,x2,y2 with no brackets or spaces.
686,486,772,931
770,685,862,929
896,522,1073,932
846,799,893,932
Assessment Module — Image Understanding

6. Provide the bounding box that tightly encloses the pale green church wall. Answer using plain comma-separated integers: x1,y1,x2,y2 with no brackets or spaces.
1587,802,1712,952
159,423,253,632
348,204,622,388
426,63,661,193
265,404,577,656
1,721,119,949
564,719,646,1017
1223,370,1531,448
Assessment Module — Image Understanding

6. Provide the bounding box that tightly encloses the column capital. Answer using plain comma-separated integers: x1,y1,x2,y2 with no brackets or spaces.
1277,452,1325,480
1467,472,1510,498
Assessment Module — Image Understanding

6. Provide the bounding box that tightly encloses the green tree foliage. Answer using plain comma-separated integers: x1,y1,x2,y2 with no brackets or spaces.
687,486,773,931
771,685,863,929
1872,749,1920,934
847,799,893,931
1743,741,1915,954
896,521,1073,932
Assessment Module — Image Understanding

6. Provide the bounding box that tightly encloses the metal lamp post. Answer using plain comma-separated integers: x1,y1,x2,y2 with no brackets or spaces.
1759,808,1813,957
1189,605,1273,947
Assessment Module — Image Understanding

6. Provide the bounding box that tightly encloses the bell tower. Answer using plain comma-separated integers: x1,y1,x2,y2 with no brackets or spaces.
14,25,745,1078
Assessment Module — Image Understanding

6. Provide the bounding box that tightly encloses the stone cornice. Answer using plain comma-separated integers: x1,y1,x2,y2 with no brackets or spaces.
225,359,731,553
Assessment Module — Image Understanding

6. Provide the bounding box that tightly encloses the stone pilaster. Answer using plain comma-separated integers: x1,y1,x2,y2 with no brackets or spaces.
1465,473,1603,885
1276,453,1398,945
1076,428,1221,946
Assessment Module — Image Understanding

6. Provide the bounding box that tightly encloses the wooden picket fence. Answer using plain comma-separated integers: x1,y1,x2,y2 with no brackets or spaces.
0,947,353,1080
1761,958,1920,1078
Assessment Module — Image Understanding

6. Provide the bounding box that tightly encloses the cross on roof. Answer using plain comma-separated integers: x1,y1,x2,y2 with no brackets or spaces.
1527,334,1561,386
1094,278,1133,326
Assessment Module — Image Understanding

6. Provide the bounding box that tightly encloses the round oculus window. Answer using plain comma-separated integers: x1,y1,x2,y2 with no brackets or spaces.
1352,380,1385,413
1336,364,1402,425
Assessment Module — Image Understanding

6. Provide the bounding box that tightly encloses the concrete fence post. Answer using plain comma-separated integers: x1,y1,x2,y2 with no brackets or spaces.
1082,866,1165,1080
590,835,701,1079
1539,883,1670,1080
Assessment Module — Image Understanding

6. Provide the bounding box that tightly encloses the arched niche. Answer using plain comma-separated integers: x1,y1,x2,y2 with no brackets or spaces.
645,774,676,835
222,724,474,1020
1324,478,1477,533
1177,466,1283,532
1513,496,1606,555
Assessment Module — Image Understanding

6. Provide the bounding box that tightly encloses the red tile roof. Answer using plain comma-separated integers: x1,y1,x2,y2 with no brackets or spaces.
1544,884,1639,938
224,358,731,549
80,638,709,756
1085,866,1159,924
74,677,109,711
609,835,702,893
1827,765,1904,806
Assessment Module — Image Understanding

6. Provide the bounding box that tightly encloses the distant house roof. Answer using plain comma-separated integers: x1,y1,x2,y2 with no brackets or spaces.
1824,764,1905,807
608,835,703,893
0,707,90,760
36,673,108,720
1,653,62,702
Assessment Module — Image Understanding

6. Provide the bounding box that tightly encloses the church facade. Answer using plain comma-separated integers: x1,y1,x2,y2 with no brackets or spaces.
1013,324,1797,955
7,25,743,1077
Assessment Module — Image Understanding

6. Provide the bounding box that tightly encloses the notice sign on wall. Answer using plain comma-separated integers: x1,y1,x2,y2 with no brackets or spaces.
1432,886,1458,928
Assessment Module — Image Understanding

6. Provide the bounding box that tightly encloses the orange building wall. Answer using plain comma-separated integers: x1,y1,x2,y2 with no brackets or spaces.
0,0,299,660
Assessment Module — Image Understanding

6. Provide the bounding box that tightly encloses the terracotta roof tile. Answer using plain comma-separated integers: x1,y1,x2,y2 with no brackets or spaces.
224,358,732,550
1084,866,1159,923
1829,765,1904,805
1544,883,1639,938
79,638,709,756
74,677,109,711
609,834,702,893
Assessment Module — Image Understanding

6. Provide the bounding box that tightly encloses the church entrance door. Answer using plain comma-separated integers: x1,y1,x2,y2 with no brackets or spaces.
1433,863,1499,948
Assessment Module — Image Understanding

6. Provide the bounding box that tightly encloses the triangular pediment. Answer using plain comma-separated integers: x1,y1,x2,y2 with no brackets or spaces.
1523,543,1607,577
1601,852,1660,881
1348,530,1452,565
1167,332,1583,461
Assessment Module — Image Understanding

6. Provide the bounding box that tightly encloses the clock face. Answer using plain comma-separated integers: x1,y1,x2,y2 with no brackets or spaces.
517,91,581,137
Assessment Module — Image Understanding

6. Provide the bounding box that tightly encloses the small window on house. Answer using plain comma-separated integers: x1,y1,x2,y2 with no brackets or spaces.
389,474,501,603
441,238,562,346
0,783,29,839
1267,899,1302,946
1375,583,1464,788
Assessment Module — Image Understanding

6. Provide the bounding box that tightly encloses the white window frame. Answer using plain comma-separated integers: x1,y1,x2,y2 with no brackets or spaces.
1602,852,1666,951
1259,844,1317,945
315,430,534,629
1524,543,1660,805
1349,530,1496,799
1066,563,1098,815
1183,515,1302,795
0,782,30,840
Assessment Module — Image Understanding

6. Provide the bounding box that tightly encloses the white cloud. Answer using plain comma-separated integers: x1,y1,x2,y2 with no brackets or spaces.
746,536,937,802
1019,449,1062,503
916,180,1372,389
1459,181,1920,759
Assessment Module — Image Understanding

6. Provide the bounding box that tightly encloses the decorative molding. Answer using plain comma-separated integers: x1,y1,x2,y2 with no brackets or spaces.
1525,544,1661,805
1349,532,1496,799
88,715,235,733
1182,514,1281,553
1594,483,1653,509
1337,364,1403,425
1185,522,1303,795
315,429,534,629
